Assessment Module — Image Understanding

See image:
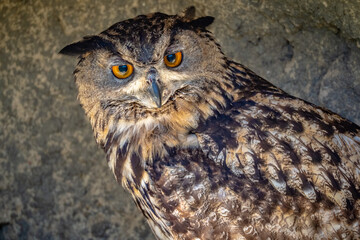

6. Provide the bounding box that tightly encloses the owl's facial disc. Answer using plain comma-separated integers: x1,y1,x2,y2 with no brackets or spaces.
146,67,162,108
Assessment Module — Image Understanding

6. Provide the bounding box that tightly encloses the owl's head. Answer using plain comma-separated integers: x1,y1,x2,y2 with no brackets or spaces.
61,7,232,144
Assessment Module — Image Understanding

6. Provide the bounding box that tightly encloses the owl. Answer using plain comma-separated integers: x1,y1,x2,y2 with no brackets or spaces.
60,7,360,240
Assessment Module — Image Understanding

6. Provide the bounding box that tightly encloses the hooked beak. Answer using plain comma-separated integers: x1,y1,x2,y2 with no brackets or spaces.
147,68,162,108
149,80,162,108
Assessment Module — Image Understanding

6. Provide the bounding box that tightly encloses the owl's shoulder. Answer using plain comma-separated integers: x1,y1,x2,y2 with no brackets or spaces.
195,66,360,211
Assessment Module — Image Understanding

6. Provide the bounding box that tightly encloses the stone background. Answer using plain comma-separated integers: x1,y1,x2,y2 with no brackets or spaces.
1,0,359,239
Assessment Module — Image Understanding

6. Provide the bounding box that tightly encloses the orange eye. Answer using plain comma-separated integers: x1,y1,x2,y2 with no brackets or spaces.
164,52,182,68
111,64,133,79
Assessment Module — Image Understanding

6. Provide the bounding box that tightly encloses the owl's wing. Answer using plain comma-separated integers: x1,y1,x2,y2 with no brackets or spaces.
194,78,360,210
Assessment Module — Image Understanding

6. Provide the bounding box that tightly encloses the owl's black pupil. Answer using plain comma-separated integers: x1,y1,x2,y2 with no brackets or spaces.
119,65,128,73
167,54,176,63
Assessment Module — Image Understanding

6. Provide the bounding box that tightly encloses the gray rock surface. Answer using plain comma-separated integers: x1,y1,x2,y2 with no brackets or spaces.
1,0,359,239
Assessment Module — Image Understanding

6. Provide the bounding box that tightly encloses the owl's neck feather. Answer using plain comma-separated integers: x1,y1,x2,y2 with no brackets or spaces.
79,79,231,188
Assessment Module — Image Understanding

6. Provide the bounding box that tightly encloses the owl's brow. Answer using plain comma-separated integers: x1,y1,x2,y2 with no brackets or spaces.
59,35,117,56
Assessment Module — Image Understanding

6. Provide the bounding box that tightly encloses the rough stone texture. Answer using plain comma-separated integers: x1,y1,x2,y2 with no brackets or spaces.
0,0,359,239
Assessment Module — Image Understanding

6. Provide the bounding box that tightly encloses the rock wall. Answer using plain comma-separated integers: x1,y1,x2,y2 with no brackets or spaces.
1,0,359,239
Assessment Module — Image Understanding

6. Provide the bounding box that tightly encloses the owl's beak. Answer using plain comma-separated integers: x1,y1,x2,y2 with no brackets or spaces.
149,81,162,108
147,68,162,108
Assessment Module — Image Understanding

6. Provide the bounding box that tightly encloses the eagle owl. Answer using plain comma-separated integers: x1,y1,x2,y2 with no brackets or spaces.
60,7,360,240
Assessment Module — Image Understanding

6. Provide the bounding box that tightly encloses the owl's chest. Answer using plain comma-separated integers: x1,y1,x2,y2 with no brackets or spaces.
127,148,276,240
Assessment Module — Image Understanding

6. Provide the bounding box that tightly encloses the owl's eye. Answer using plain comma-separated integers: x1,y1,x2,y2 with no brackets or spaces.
111,64,133,79
164,52,182,68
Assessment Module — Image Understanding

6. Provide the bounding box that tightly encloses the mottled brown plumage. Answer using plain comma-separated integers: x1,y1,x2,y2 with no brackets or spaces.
60,7,360,239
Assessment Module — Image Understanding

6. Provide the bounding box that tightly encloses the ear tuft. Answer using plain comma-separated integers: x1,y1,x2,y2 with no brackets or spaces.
190,16,215,29
59,36,114,56
179,6,196,21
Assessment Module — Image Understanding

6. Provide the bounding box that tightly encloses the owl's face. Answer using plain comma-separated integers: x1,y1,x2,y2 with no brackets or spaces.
62,11,228,123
